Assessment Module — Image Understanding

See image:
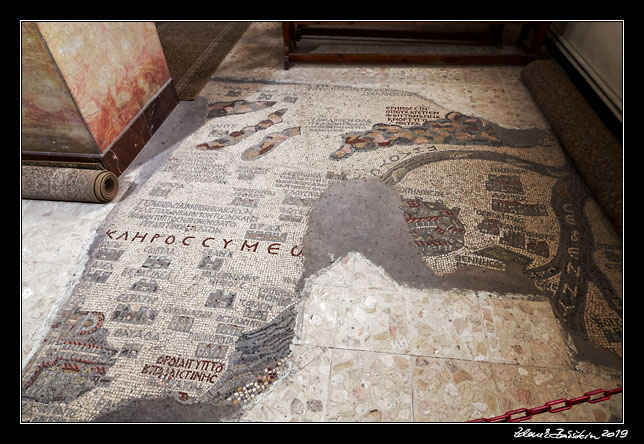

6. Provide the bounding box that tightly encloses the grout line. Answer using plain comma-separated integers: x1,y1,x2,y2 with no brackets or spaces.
404,279,415,421
306,340,584,375
324,343,334,422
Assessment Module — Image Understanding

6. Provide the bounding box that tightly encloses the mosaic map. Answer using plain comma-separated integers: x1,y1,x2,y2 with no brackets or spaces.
21,76,622,422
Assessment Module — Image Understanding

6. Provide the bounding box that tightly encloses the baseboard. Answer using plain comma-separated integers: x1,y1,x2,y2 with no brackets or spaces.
544,30,622,144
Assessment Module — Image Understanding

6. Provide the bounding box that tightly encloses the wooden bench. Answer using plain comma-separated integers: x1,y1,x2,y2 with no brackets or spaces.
282,22,550,69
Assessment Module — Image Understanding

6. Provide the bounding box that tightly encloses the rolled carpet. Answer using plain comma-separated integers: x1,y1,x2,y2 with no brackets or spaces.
522,60,622,236
22,166,118,203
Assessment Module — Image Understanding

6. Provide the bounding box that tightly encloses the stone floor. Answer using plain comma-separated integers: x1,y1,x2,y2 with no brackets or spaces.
21,22,623,423
242,253,622,422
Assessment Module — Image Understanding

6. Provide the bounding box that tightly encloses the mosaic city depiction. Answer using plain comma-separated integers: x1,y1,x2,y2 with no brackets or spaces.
21,77,622,422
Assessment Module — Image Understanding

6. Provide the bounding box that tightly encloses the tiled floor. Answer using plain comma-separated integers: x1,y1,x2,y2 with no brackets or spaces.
241,253,622,422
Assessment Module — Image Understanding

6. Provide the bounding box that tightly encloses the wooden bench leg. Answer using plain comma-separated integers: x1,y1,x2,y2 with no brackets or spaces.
489,24,505,48
517,22,550,56
282,22,292,70
531,23,550,55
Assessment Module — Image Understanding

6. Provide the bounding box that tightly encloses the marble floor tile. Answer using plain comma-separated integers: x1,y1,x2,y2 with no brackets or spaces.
570,371,623,423
408,289,488,361
335,287,410,354
288,344,329,372
490,363,586,422
492,364,621,423
306,253,355,288
412,356,499,422
327,348,412,422
295,284,341,348
479,295,572,369
350,253,398,290
241,346,332,422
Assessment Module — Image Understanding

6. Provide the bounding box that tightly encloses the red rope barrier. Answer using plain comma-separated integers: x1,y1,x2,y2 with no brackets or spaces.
468,387,622,422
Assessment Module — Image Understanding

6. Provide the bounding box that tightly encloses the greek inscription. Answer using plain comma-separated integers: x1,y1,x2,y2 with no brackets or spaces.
241,240,259,252
141,355,225,384
245,230,287,242
385,106,440,125
278,214,303,223
164,306,213,319
307,117,372,132
230,197,259,208
370,146,437,177
149,182,184,198
116,293,158,304
257,287,293,306
282,195,316,207
326,171,349,181
455,254,504,270
122,267,170,280
113,328,159,342
162,156,228,184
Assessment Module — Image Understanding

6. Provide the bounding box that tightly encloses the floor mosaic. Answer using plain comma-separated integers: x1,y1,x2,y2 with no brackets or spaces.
21,22,622,422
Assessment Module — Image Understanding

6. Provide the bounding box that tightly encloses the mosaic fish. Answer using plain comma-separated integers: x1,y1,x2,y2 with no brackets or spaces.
196,109,287,150
241,127,301,161
206,100,277,119
330,111,548,160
